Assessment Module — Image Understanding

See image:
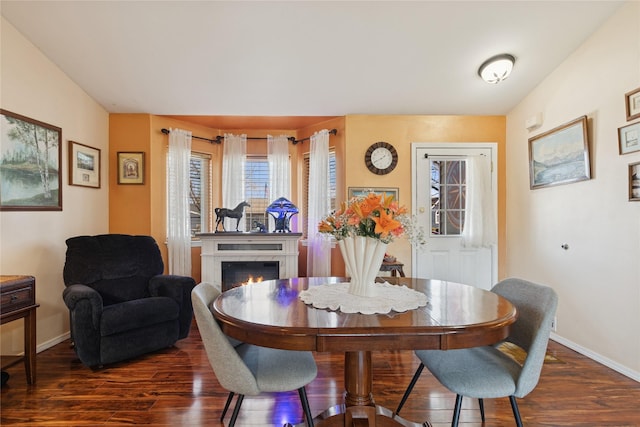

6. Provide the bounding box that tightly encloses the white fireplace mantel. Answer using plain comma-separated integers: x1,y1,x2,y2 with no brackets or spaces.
199,232,302,288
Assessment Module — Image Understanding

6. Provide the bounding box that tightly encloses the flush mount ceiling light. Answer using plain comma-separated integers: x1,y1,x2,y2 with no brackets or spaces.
478,54,516,84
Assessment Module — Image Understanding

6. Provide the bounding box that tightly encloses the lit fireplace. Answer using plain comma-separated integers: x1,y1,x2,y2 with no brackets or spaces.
199,232,302,291
221,261,279,291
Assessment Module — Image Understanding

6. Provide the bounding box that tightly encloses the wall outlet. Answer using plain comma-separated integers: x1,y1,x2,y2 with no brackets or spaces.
551,316,557,332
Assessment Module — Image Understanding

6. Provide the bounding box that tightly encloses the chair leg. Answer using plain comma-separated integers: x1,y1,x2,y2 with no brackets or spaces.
509,396,523,427
221,392,235,421
394,363,425,415
298,387,315,427
451,394,463,427
478,398,485,422
228,394,245,427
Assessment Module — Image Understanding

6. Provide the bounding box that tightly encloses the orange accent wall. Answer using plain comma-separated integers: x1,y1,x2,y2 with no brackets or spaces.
110,114,506,281
109,114,152,235
343,115,507,279
110,114,307,279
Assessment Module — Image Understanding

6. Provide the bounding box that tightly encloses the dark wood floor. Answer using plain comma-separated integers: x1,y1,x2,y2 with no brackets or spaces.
2,320,639,426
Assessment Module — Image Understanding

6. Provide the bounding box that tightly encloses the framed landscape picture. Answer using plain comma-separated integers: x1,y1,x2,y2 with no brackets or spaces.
528,116,590,189
69,141,100,188
0,109,62,211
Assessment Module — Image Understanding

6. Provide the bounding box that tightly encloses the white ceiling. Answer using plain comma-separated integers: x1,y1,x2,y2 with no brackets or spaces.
1,1,624,125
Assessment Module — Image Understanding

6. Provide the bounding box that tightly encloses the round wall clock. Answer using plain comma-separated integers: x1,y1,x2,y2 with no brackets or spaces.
365,141,398,175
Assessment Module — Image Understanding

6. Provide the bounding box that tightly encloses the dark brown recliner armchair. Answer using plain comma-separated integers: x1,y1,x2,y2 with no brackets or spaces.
62,234,196,368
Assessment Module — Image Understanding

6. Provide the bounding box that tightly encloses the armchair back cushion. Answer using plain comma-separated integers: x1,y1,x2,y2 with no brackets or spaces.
64,234,164,305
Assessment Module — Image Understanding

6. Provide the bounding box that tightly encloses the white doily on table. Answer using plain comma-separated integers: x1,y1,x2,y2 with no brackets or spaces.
298,281,427,314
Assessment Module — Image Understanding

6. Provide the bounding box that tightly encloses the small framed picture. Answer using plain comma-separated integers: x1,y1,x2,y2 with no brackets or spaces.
630,162,640,201
625,87,640,121
117,151,144,184
618,122,640,155
348,187,399,201
69,141,100,188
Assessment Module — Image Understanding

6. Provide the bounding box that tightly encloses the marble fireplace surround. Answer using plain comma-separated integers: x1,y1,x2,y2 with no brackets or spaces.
199,232,302,290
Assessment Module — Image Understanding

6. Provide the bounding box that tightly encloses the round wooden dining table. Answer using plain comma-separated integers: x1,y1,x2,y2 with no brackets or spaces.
211,276,517,427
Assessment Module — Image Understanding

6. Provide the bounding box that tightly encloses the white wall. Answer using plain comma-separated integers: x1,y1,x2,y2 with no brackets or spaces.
0,18,109,354
506,1,640,380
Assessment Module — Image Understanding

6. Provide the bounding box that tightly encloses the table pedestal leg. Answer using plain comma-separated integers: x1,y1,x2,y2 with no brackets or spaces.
344,351,373,407
311,350,430,427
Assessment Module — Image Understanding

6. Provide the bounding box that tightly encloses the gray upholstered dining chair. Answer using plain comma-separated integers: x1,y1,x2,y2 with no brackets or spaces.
191,282,317,427
395,278,558,427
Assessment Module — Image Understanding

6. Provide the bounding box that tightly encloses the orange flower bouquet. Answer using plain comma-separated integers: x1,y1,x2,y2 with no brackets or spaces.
318,192,424,297
318,191,423,245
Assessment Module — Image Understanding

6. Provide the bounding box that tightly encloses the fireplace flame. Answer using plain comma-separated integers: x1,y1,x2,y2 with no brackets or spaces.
243,275,264,285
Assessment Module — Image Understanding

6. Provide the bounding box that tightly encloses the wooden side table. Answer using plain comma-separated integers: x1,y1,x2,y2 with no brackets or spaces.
379,261,406,277
1,275,39,384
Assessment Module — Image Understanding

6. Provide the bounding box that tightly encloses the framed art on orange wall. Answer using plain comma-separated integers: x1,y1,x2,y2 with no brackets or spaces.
117,151,144,185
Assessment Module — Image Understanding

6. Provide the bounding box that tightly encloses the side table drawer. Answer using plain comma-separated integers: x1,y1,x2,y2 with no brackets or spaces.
0,275,38,384
1,286,35,312
1,275,36,315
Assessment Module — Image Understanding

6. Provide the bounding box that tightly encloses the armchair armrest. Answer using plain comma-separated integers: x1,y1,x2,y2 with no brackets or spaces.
149,275,196,338
62,284,103,329
62,284,103,367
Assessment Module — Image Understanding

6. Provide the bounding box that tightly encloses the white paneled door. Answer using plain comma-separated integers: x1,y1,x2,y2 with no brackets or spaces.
412,143,497,290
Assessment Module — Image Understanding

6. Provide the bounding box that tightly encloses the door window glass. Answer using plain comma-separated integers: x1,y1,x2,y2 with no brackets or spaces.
430,159,466,235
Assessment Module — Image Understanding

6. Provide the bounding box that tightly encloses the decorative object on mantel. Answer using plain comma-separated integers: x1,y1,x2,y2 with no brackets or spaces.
299,281,427,314
252,220,267,233
266,197,299,232
214,201,250,232
317,191,425,298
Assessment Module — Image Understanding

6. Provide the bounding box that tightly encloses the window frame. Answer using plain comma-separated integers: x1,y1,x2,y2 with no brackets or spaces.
188,151,212,239
243,155,272,231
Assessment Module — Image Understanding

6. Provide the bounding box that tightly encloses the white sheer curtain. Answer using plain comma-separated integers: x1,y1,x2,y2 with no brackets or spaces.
222,133,247,231
461,155,496,248
268,135,291,231
306,129,332,276
167,128,192,276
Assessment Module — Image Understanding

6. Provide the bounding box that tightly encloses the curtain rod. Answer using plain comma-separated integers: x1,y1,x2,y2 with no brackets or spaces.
424,153,486,158
161,128,337,145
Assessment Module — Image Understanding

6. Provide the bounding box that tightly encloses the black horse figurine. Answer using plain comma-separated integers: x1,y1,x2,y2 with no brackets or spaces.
215,201,250,232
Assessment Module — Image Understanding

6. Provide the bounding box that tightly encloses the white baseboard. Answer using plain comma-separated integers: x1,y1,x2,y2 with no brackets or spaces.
36,332,70,354
550,332,639,382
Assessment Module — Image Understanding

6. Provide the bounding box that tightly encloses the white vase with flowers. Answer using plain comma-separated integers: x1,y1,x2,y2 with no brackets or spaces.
318,191,425,297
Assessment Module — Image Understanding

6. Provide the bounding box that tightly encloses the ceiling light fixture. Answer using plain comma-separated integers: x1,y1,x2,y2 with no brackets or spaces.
478,54,516,84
